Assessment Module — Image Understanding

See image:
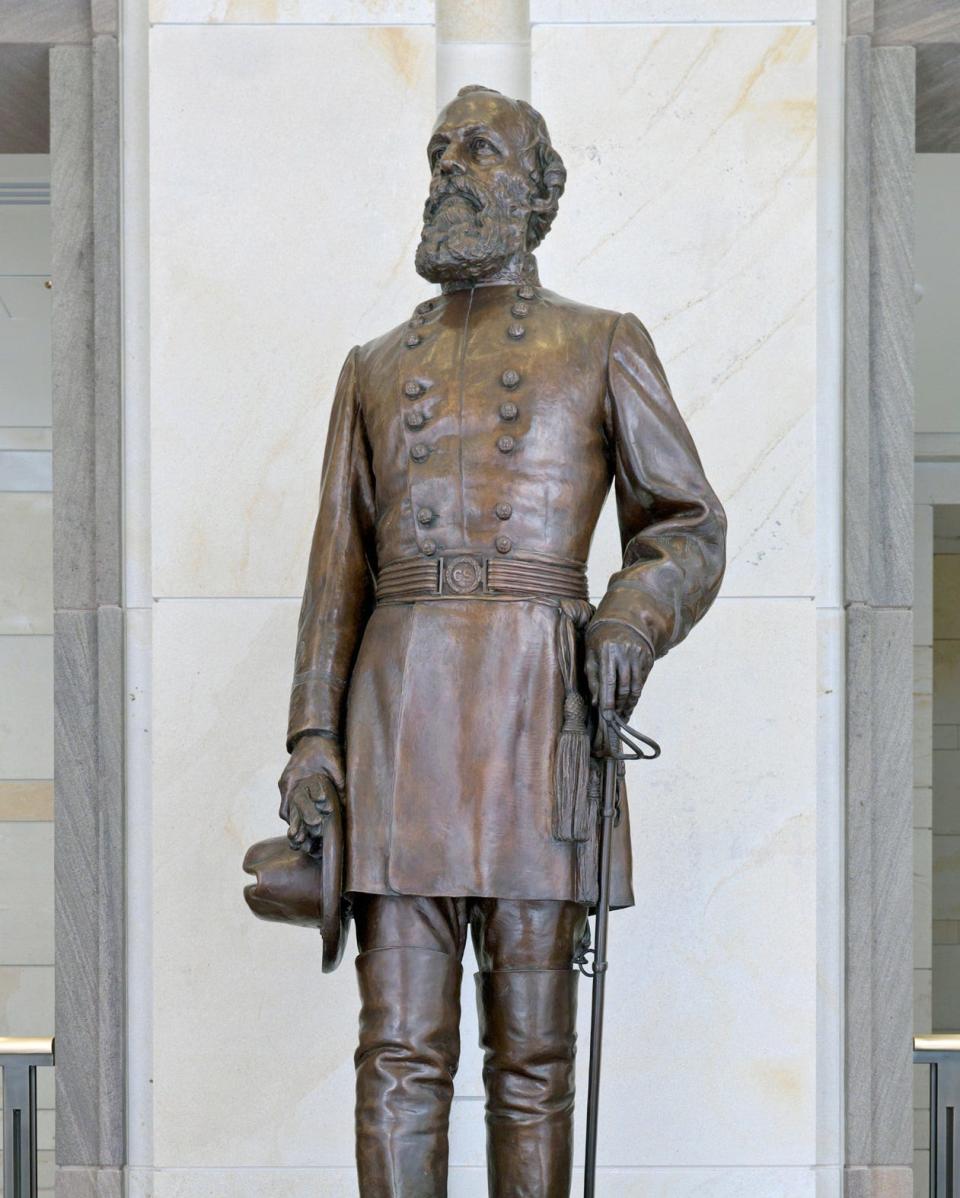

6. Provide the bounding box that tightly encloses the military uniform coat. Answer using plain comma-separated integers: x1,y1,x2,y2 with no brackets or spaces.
287,279,726,908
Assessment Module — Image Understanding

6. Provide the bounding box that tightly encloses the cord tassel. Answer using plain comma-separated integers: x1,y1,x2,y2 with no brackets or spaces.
553,601,593,842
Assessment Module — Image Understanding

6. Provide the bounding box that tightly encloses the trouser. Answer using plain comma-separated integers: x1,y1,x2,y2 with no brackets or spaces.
352,893,589,1198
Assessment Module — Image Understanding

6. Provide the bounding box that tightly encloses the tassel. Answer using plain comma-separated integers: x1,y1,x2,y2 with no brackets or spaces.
552,602,594,843
553,689,592,841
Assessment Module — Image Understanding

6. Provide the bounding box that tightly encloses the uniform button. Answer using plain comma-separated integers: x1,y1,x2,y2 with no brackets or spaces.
495,535,513,554
416,507,434,525
501,369,521,389
499,401,519,422
405,410,425,429
507,323,526,340
403,379,424,398
495,502,513,520
416,300,435,315
410,443,431,463
405,332,422,348
421,538,438,556
517,284,535,300
497,435,516,454
511,301,529,318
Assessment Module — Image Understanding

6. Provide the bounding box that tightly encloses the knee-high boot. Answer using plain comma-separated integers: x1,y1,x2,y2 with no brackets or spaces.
476,967,580,1198
355,946,462,1197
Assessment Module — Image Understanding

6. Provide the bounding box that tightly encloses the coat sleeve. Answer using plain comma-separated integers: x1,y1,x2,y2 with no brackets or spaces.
287,347,377,750
591,312,727,659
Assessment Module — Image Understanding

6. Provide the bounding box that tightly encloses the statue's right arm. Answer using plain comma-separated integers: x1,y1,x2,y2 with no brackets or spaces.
279,346,377,845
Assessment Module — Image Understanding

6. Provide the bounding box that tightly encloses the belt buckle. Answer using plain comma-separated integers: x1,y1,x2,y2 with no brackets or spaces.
442,554,485,595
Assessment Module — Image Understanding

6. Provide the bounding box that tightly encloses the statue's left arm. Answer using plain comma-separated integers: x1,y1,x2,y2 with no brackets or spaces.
585,312,727,716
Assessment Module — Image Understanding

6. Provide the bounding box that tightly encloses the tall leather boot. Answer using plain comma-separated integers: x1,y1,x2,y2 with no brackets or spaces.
476,967,580,1198
355,946,462,1197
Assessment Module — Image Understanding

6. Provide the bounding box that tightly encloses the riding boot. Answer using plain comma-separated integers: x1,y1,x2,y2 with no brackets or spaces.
476,966,580,1198
355,946,462,1197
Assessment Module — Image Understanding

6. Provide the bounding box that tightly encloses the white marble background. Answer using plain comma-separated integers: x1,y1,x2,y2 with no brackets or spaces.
141,3,823,1193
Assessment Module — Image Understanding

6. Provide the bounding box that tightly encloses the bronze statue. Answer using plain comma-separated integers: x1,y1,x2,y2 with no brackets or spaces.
263,84,726,1197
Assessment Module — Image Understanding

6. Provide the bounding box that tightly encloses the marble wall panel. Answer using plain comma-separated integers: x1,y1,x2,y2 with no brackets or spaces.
150,593,816,1167
129,1164,820,1197
151,597,358,1167
0,636,53,777
149,24,435,598
532,0,815,19
0,493,53,633
533,24,817,600
583,597,817,1165
0,276,52,427
149,0,432,22
0,964,54,1035
0,823,53,964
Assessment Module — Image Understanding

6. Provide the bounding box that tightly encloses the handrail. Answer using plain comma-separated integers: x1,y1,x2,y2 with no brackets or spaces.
916,1034,960,1055
914,1032,960,1196
0,1038,54,1062
1,1035,55,1198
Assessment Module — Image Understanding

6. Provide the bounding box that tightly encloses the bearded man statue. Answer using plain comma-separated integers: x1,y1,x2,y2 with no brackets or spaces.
276,85,726,1197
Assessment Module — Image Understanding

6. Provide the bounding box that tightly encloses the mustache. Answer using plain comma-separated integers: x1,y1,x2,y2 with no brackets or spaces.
423,176,487,221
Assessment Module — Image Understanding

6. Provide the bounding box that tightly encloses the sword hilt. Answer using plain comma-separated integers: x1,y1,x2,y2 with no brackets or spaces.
600,710,661,761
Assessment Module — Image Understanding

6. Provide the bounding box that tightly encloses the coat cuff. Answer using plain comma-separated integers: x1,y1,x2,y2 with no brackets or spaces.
591,587,668,659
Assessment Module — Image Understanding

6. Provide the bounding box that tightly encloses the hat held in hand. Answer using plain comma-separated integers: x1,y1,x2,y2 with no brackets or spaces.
242,789,348,973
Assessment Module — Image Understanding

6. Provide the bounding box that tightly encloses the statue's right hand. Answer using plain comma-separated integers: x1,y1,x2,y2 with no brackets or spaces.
278,735,344,853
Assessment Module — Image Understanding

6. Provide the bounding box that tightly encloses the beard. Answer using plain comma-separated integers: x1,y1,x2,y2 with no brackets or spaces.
415,176,528,285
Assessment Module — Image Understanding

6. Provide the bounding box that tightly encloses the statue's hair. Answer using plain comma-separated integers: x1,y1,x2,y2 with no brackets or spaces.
455,85,567,250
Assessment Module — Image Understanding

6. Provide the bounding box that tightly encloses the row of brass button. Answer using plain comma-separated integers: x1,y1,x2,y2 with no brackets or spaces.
403,286,536,556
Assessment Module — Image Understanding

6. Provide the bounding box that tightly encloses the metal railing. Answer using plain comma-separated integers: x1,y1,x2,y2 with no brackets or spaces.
915,1033,960,1197
0,1038,54,1198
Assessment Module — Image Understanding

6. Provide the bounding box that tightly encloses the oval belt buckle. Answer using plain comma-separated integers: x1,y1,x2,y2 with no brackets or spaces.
444,555,483,595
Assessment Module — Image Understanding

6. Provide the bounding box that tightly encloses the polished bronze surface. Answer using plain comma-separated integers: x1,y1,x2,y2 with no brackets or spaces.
261,83,726,1195
352,895,586,1198
242,799,347,972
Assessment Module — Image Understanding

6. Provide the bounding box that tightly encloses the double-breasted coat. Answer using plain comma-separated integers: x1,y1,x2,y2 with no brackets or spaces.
287,278,726,909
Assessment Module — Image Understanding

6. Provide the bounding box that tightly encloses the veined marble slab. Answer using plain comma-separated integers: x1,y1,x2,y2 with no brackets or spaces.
149,594,815,1166
149,0,433,22
534,24,817,599
127,1164,821,1196
149,23,435,598
532,0,815,20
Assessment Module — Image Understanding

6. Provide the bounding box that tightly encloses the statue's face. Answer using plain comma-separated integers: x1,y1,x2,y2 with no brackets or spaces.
415,91,536,285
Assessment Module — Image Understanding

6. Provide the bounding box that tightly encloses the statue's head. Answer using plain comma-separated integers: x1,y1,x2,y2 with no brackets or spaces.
415,85,566,286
